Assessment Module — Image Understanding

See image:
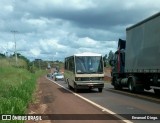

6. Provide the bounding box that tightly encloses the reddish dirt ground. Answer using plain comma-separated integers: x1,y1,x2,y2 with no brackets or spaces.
104,67,112,82
26,75,122,123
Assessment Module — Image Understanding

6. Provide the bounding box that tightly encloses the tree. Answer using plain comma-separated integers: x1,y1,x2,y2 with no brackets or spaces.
103,54,108,67
108,50,114,61
0,53,6,58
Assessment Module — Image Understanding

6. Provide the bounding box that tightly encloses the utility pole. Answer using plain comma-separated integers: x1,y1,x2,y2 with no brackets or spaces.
37,59,41,70
11,30,18,66
35,59,41,70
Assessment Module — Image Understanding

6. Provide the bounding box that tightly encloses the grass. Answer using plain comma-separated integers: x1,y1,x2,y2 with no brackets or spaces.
0,58,28,68
0,59,46,123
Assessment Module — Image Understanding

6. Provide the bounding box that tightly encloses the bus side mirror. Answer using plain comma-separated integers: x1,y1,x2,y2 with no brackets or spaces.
109,60,115,66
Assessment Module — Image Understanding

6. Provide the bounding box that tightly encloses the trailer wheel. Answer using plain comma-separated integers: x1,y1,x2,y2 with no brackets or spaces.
128,78,135,92
154,89,160,95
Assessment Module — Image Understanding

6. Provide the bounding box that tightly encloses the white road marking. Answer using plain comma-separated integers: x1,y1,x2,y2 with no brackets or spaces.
46,77,133,123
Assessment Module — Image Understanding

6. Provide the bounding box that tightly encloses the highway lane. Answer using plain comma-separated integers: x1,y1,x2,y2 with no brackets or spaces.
48,78,160,123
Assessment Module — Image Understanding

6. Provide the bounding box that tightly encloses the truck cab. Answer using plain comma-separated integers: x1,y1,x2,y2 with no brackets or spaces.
110,39,126,89
111,49,125,74
110,39,126,73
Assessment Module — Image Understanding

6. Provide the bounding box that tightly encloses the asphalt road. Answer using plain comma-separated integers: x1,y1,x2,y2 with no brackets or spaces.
48,77,160,123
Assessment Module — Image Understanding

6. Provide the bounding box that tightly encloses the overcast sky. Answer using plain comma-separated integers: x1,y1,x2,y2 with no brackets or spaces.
0,0,159,61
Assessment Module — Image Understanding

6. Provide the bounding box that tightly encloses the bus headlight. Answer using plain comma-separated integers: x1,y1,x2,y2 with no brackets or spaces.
75,77,81,81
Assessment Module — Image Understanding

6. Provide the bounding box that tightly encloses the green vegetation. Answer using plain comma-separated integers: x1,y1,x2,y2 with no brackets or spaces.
0,56,46,123
103,50,114,67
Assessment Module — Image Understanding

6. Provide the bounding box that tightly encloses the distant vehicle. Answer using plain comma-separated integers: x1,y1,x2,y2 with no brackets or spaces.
51,73,54,79
47,73,51,78
64,52,105,92
55,73,64,81
51,71,58,79
55,66,60,72
110,12,160,95
47,63,51,69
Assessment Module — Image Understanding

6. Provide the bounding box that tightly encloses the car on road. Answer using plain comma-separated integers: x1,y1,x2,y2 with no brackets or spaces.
47,73,51,78
54,73,64,81
51,71,59,78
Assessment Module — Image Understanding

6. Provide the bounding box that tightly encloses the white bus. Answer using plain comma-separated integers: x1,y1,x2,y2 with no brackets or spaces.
64,52,104,92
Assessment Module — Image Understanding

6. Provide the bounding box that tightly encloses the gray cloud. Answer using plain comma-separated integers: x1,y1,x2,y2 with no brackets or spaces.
0,0,160,61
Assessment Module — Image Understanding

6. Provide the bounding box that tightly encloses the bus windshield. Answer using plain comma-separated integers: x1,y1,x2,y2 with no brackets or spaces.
75,56,103,74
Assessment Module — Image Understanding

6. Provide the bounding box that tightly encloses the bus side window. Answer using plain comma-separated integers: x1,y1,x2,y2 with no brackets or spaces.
68,57,74,72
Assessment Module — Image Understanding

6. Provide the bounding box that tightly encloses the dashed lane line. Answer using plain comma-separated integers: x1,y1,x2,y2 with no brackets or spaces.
46,77,133,123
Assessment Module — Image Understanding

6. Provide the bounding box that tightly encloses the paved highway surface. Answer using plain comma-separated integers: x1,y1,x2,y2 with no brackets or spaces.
47,77,160,123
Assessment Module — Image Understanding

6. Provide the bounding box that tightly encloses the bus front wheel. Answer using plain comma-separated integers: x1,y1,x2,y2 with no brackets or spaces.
98,88,103,92
74,83,78,92
68,83,71,90
66,79,71,90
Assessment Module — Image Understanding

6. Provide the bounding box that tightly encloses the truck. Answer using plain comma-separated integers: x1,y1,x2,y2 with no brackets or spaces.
110,12,160,95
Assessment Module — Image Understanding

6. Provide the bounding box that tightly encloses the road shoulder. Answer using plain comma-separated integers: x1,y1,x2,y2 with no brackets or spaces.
26,76,123,123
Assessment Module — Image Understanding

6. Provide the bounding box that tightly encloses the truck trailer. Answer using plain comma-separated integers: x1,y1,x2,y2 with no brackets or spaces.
110,12,160,95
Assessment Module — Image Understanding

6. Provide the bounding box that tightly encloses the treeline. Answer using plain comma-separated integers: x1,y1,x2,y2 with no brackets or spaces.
0,53,30,70
0,53,63,73
1,50,113,70
103,50,114,67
